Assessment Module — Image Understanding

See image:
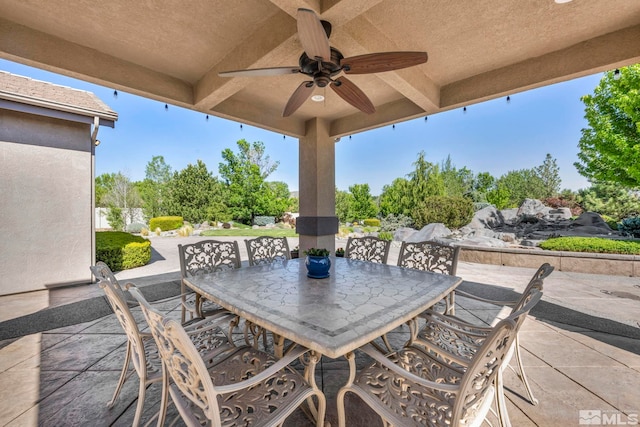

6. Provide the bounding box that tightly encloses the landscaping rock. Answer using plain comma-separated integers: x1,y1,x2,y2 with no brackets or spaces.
467,206,504,229
407,223,451,242
394,227,416,242
517,198,551,218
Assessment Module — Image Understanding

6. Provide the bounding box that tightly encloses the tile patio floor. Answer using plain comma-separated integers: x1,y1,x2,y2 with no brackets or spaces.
1,237,639,426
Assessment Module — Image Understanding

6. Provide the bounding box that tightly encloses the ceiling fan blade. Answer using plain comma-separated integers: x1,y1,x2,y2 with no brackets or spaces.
330,77,375,114
297,8,331,60
342,52,428,74
218,67,301,77
283,81,315,117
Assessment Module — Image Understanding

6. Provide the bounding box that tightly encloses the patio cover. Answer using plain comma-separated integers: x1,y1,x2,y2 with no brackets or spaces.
1,0,639,249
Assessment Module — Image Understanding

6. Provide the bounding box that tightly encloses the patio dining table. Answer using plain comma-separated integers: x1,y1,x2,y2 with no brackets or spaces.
184,257,462,359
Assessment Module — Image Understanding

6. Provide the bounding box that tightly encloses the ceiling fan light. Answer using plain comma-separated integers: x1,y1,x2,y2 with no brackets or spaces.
554,0,572,3
311,95,325,102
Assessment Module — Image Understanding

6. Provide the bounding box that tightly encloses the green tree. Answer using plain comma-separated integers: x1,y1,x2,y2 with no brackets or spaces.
348,183,378,221
166,160,227,223
102,172,142,230
219,140,276,224
379,178,411,216
408,151,445,202
578,182,640,221
575,65,640,188
254,181,292,219
95,173,116,207
535,153,561,198
470,171,496,203
335,188,353,223
440,156,473,198
495,168,546,207
138,155,172,219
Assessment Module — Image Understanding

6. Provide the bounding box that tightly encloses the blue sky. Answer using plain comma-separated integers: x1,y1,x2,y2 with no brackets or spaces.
1,58,602,194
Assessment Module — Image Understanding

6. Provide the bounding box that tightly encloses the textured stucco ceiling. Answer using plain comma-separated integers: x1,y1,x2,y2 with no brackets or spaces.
1,0,639,137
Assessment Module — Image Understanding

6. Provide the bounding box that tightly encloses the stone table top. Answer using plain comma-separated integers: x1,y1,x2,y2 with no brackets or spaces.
185,257,461,358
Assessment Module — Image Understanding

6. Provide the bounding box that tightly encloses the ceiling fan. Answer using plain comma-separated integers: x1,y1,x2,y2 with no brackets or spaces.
218,8,428,117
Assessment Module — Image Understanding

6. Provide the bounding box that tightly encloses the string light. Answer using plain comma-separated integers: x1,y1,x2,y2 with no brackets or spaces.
506,96,511,103
392,124,395,130
463,106,467,113
240,124,243,131
164,104,168,111
614,69,621,80
113,90,118,99
424,116,428,122
205,115,209,122
283,135,286,139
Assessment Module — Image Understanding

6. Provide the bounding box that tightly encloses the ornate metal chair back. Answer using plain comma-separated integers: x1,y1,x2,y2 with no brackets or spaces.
178,240,242,277
245,236,291,266
91,261,131,304
397,240,460,275
100,279,150,377
128,285,225,423
452,310,521,424
509,263,553,316
344,236,391,264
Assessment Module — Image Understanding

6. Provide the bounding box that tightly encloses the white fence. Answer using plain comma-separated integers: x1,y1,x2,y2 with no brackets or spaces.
95,207,145,230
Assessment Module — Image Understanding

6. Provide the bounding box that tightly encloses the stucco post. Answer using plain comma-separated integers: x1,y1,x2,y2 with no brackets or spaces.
296,117,338,253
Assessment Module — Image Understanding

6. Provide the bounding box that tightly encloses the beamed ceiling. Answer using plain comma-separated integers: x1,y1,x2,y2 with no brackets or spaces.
1,0,639,138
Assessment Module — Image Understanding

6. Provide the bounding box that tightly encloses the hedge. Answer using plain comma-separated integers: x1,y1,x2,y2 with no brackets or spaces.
96,231,152,271
149,216,183,231
363,218,381,227
539,236,640,255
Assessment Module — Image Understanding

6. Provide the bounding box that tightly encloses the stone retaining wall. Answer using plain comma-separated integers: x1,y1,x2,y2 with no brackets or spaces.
459,246,640,277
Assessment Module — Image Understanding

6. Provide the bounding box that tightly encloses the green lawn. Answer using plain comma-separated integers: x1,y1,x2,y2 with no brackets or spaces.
200,228,298,237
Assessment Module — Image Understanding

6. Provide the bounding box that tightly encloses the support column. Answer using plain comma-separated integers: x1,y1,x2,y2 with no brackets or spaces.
296,118,338,253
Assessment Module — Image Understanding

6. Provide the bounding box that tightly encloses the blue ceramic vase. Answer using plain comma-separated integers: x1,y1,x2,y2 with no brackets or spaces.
305,255,331,279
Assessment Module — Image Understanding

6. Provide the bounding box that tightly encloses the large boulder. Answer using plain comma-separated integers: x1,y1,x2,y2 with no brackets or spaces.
466,206,504,230
500,208,519,225
457,236,511,248
573,212,611,229
517,199,551,218
406,223,451,242
394,227,417,242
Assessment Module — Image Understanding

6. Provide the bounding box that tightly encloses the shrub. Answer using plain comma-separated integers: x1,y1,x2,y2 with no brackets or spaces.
96,231,151,271
125,222,147,233
363,218,381,227
380,214,414,232
378,231,393,241
338,226,351,238
540,236,640,255
600,214,619,231
618,216,640,237
412,196,474,229
149,216,183,231
253,216,275,226
177,224,194,236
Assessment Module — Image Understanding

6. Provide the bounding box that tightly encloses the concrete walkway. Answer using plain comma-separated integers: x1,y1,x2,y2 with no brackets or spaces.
1,236,639,426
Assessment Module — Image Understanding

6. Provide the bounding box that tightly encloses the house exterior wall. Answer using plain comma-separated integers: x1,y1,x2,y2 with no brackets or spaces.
0,109,93,295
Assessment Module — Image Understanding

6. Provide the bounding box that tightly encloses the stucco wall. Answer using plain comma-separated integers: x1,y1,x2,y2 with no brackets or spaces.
0,109,93,295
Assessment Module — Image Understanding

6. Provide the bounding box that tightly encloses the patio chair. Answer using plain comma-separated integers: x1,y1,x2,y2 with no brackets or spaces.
397,240,460,314
178,239,242,323
97,278,236,427
244,235,291,266
127,283,327,427
410,288,544,427
344,236,391,264
337,305,525,427
411,263,553,421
